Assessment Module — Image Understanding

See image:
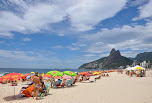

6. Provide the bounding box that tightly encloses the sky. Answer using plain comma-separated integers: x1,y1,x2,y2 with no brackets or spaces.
0,0,152,69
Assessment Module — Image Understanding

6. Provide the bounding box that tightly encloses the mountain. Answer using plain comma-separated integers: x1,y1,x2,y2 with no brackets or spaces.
135,52,152,62
78,48,133,69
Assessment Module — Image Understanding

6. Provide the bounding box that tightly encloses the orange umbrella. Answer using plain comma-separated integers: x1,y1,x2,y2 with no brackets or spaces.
0,72,24,82
25,73,31,76
54,76,62,79
79,72,91,76
43,74,52,78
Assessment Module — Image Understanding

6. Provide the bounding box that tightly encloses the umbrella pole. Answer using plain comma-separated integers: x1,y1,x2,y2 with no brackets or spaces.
14,86,15,96
13,86,16,99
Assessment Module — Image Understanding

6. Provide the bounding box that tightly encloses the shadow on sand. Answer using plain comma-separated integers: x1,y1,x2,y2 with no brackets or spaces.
3,95,28,101
52,85,78,89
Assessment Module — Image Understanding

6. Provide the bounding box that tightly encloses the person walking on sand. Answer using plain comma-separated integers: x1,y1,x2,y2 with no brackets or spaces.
32,72,41,100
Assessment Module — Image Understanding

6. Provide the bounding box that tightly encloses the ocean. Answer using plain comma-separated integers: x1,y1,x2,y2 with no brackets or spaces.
0,68,98,76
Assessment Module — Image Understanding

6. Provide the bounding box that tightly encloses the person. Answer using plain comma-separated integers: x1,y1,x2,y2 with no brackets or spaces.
76,75,80,82
95,75,101,80
106,74,109,77
86,76,90,80
32,72,41,100
39,75,46,94
79,77,83,82
61,79,66,87
11,80,17,86
102,74,105,77
130,71,133,77
50,77,55,88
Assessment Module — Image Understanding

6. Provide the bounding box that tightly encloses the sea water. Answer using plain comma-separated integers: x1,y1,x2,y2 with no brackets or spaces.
0,68,98,76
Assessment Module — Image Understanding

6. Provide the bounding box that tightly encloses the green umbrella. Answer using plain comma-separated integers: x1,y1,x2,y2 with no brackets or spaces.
47,71,63,76
63,71,77,76
3,72,9,76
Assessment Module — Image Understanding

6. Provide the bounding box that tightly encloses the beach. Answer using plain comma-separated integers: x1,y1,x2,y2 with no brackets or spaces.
0,70,152,103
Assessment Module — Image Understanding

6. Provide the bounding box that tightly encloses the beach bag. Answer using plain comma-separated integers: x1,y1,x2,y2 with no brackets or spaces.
22,83,35,97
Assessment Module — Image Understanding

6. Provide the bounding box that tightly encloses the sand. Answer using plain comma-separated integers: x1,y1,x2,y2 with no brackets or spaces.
0,70,152,103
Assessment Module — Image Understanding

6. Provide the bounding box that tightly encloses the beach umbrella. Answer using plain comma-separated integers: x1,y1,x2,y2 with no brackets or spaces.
93,72,99,75
31,72,35,74
136,67,143,70
54,76,62,79
3,72,9,76
131,65,145,70
47,71,63,76
0,72,25,98
63,75,72,79
63,71,77,76
41,73,45,77
79,72,91,76
43,74,52,78
0,72,24,82
25,73,31,76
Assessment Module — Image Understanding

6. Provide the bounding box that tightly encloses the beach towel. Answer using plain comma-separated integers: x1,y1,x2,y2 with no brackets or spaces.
22,83,35,97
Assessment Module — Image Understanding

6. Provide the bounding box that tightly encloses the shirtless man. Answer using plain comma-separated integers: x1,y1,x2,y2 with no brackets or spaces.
32,72,41,100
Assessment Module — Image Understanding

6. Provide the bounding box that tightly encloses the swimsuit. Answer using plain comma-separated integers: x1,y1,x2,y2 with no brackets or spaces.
34,84,40,88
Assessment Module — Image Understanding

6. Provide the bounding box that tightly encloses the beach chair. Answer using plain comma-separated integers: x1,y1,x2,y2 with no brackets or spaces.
66,80,71,87
70,79,75,86
73,79,77,85
45,82,51,94
39,82,51,97
61,82,66,87
53,80,62,88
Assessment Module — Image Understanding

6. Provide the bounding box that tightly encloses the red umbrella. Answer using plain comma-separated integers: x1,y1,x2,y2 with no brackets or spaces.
54,76,62,79
0,72,24,82
43,74,52,78
79,72,91,76
25,73,31,76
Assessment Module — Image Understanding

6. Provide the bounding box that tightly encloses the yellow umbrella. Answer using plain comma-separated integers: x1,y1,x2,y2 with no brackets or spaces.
31,72,35,74
136,67,143,70
93,72,99,75
41,72,44,77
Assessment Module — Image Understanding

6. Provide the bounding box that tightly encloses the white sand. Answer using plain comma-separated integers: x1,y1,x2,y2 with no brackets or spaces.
0,70,152,103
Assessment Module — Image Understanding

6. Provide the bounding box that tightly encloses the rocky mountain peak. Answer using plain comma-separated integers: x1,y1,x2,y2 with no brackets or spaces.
78,48,133,69
110,48,121,56
103,48,121,67
110,48,116,55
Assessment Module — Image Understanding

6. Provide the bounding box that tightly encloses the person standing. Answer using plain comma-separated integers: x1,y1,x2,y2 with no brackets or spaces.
32,72,41,100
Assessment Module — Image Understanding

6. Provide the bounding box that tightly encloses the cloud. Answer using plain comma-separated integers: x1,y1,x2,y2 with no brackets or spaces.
52,45,64,49
0,49,60,68
0,41,5,43
79,21,152,56
57,33,64,36
67,0,127,31
72,43,87,47
0,0,127,37
127,0,149,7
84,54,96,57
23,38,31,41
133,0,152,20
66,46,80,51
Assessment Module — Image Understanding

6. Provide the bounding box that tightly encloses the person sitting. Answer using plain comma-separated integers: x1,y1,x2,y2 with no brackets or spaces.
79,77,83,82
106,74,109,77
50,78,54,88
61,79,66,87
102,74,105,77
39,76,46,95
95,75,101,81
11,80,18,86
86,76,90,80
2,81,7,84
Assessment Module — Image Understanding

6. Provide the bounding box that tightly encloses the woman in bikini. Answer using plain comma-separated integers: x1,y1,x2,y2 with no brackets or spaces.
32,72,41,100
